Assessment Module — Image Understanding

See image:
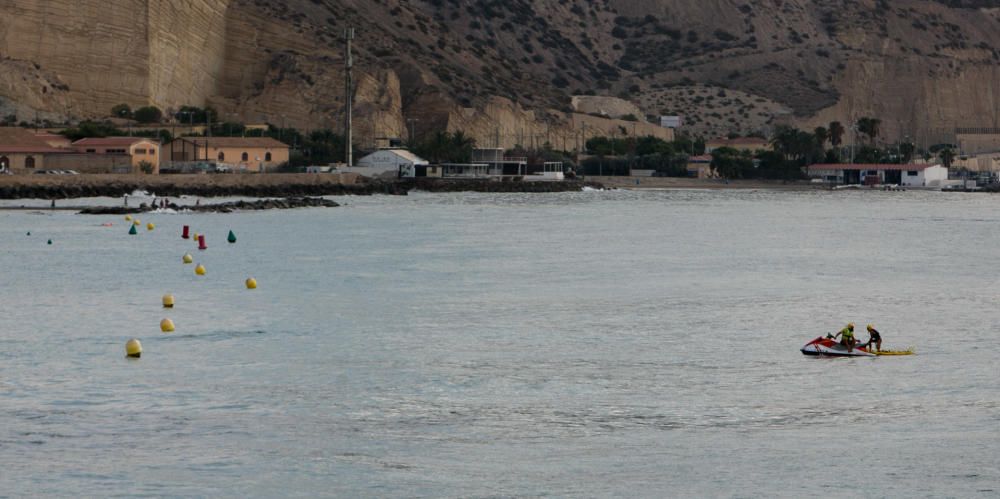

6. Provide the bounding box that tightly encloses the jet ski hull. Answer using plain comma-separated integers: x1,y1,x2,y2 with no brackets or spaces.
801,336,875,357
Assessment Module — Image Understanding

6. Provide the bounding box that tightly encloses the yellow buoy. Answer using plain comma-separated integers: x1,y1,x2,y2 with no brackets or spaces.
245,277,257,289
193,232,199,242
125,215,133,222
147,222,155,231
160,318,175,333
182,253,194,264
125,338,142,358
134,219,141,226
162,294,175,308
195,264,206,276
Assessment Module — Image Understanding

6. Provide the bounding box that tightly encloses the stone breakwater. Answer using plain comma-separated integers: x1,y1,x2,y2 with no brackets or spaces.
0,174,602,200
78,197,340,215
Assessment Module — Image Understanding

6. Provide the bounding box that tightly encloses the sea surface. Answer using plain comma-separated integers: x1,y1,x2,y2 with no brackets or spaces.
1,188,998,497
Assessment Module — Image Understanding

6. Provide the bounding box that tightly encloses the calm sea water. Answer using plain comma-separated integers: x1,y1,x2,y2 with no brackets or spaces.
1,189,998,497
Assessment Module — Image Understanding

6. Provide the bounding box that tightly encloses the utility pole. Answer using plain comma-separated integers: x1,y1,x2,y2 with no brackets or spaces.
344,28,355,166
407,118,419,146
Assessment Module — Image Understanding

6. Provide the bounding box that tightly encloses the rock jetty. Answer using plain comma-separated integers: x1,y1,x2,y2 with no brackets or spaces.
79,197,340,215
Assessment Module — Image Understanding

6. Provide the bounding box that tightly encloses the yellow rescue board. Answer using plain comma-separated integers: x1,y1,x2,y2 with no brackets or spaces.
874,348,914,356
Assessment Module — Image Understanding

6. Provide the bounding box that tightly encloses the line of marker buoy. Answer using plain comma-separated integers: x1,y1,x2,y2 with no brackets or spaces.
116,215,258,358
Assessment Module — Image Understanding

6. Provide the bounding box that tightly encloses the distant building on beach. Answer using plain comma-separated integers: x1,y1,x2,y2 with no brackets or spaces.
807,163,948,187
956,128,1000,155
165,137,289,172
349,148,429,178
0,128,131,173
72,137,161,173
686,155,716,179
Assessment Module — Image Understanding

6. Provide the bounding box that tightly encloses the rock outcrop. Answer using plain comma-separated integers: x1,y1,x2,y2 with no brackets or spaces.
1,0,999,145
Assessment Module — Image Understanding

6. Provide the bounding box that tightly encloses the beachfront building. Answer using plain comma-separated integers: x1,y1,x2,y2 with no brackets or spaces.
472,148,527,176
351,148,429,178
72,137,161,173
0,127,142,174
806,163,949,187
686,155,716,179
166,137,289,172
704,137,771,154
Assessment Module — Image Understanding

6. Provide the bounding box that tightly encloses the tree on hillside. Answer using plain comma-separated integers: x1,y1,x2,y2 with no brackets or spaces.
710,146,753,179
828,121,845,148
111,104,132,119
898,141,915,164
771,125,821,164
133,106,163,124
855,117,881,145
814,126,829,148
939,147,956,169
412,131,476,163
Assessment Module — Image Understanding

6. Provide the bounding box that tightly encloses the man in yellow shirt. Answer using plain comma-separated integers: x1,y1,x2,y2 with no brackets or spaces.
833,322,856,352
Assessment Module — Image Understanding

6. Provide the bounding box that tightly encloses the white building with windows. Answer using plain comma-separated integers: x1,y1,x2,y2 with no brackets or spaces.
351,149,428,178
806,163,948,187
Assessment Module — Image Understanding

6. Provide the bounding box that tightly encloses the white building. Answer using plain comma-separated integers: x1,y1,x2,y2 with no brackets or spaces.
806,163,948,187
349,149,429,178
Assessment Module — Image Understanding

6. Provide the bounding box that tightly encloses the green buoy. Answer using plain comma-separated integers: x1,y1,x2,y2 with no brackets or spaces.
129,225,137,235
227,230,237,243
47,239,52,245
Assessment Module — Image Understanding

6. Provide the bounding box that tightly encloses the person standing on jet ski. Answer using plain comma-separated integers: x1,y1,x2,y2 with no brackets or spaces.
833,322,856,352
865,324,882,352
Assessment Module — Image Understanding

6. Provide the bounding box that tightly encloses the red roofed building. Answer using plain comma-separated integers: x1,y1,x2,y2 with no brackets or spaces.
72,137,161,173
0,128,69,173
807,163,949,187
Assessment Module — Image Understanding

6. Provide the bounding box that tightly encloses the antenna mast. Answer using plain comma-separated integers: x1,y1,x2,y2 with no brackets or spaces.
344,27,355,166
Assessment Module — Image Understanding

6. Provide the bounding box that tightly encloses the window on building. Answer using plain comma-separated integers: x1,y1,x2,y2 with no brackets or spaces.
907,171,918,176
86,149,96,153
0,156,7,170
242,152,249,161
218,152,225,161
135,149,147,155
24,156,35,168
866,170,878,175
265,152,272,162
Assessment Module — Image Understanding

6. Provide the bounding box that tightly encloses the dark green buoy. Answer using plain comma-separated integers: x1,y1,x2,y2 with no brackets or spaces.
26,232,30,236
47,239,52,245
227,230,237,243
129,225,137,235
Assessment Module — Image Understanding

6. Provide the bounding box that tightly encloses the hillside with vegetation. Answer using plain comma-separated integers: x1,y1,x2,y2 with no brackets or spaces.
0,0,999,147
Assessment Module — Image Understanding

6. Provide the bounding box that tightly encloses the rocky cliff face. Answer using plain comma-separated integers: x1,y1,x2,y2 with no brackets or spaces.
0,0,999,147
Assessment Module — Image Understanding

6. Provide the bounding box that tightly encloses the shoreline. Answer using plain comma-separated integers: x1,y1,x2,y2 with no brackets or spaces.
0,173,957,201
0,173,602,200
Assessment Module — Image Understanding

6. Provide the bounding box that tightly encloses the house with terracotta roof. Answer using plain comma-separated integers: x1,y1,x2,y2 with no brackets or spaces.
165,137,290,172
72,137,161,173
0,128,71,173
807,163,948,187
705,137,771,154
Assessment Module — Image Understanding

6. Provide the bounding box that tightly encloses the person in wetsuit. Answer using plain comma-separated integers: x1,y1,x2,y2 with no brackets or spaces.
865,324,882,352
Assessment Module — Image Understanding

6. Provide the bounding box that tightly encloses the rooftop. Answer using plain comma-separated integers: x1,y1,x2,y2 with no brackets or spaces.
73,137,159,147
0,128,70,153
807,163,942,171
171,137,290,148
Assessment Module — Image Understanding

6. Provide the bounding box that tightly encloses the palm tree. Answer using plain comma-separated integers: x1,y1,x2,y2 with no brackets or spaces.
828,121,845,148
855,117,881,146
939,147,956,169
814,126,829,148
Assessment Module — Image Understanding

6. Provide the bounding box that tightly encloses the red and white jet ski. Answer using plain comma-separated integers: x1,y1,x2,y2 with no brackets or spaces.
801,335,875,357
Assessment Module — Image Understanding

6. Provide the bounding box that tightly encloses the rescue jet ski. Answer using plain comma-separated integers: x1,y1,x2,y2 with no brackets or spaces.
801,335,875,357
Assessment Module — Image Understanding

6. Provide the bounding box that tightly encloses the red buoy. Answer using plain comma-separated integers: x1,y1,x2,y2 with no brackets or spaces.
198,234,207,250
182,225,190,239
